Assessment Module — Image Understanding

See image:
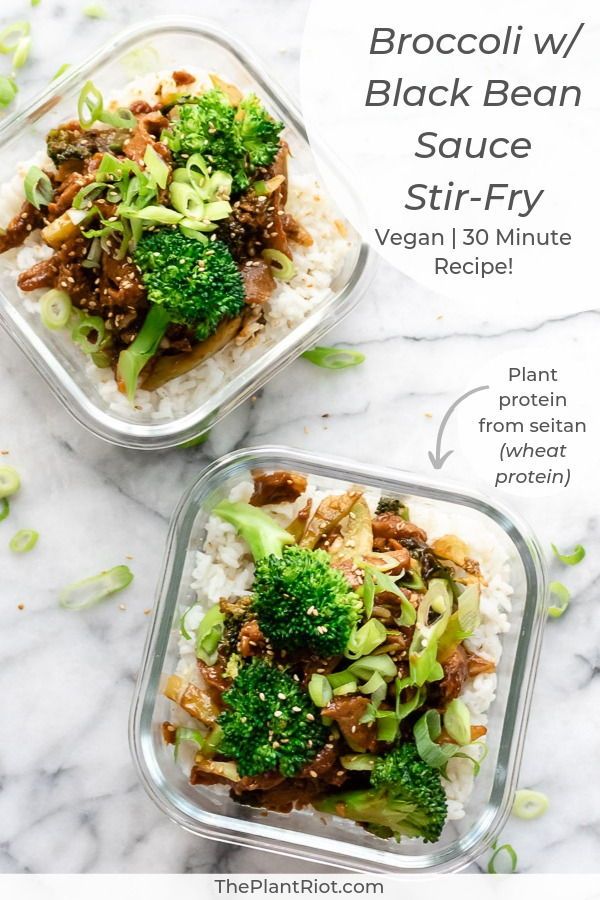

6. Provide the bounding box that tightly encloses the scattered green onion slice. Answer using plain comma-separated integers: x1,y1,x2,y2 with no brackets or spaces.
347,653,397,681
72,314,105,353
302,346,365,370
395,680,426,723
344,618,387,660
359,671,387,705
261,248,296,282
308,673,332,707
12,36,32,70
333,680,357,697
551,542,585,566
0,21,30,54
91,350,112,368
179,224,210,243
443,699,471,746
24,166,54,210
173,726,205,761
32,0,42,6
128,204,182,225
195,604,225,665
121,44,159,78
169,182,205,219
487,842,518,874
9,528,39,554
0,498,10,522
414,709,460,769
548,581,570,619
512,789,549,820
40,289,72,330
0,465,20,499
144,144,169,190
376,710,399,743
52,63,71,81
361,570,375,618
77,80,103,129
0,76,18,109
327,669,360,690
84,3,107,18
179,603,200,640
59,564,134,610
101,107,137,129
340,754,377,771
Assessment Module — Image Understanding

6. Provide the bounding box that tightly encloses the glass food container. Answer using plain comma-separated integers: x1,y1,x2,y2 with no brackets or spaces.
130,446,547,874
0,19,373,450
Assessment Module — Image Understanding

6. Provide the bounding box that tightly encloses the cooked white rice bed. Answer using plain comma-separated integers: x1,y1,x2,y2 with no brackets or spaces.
0,71,352,422
175,480,513,827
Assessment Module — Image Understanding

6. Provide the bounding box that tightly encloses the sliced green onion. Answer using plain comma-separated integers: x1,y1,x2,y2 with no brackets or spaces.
308,673,333,707
443,699,471,746
186,153,210,183
0,21,30,54
376,710,399,743
362,563,416,626
91,350,112,368
487,842,518,874
395,679,426,723
121,44,159,78
73,181,105,210
72,314,105,353
344,618,387,660
174,726,206,761
0,498,9,522
253,180,268,196
179,224,209,243
52,63,71,81
78,80,103,130
348,653,397,681
84,3,107,18
59,565,134,610
359,671,387,705
24,166,53,210
0,465,20,499
169,182,205,219
101,107,137,129
12,36,32,70
208,171,233,200
143,144,169,190
40,289,72,330
179,603,200,640
361,570,375,618
262,248,296,282
126,205,182,225
551,542,585,566
195,604,225,665
400,568,426,592
327,669,360,690
512,789,549,820
302,346,365,369
548,581,570,618
179,216,217,233
0,76,18,109
340,754,377,771
332,680,358,697
457,583,481,634
204,200,232,221
9,528,39,554
414,710,460,769
32,0,42,6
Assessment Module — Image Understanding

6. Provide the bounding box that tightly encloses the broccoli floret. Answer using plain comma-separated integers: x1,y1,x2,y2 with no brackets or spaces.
212,500,295,561
116,228,245,400
164,89,283,193
375,497,409,519
252,546,362,656
218,658,328,777
313,742,447,844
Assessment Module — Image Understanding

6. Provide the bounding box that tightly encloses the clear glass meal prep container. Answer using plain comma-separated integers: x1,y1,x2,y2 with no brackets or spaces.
0,19,373,450
130,446,547,875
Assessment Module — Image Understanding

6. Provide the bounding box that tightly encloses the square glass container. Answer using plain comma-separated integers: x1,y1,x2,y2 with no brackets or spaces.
130,446,547,874
0,19,373,450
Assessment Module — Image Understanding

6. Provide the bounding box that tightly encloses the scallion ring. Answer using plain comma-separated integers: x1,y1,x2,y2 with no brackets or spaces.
91,350,112,368
180,603,200,640
125,205,182,225
376,710,399,743
101,107,137,129
78,80,104,130
143,144,169,189
302,346,365,369
414,709,461,769
59,565,134,610
0,498,10,522
308,673,332,707
174,727,206,761
203,200,232,221
512,789,549,820
344,618,387,660
443,698,471,746
195,604,225,665
24,166,54,210
551,542,585,566
52,63,71,81
9,528,39,554
548,581,570,618
12,35,32,70
72,314,105,353
0,21,30,54
261,248,296,282
40,289,72,330
361,570,375,618
179,224,209,243
169,182,205,219
340,754,377,771
487,842,518,874
0,465,20,499
0,76,18,109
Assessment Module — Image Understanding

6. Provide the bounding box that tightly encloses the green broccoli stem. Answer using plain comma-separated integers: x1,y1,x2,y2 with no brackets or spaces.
117,304,171,402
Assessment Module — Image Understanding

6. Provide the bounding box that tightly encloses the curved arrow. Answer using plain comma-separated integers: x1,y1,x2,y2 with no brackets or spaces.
428,385,490,470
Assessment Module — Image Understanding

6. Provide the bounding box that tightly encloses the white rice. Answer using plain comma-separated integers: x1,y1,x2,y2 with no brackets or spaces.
0,71,352,422
175,479,513,826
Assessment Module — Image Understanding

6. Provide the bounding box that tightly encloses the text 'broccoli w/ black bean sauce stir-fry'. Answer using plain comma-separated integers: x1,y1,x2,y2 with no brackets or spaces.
0,71,327,404
164,471,506,844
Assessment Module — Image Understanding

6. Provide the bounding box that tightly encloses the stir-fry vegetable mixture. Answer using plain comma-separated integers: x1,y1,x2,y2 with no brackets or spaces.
163,471,495,844
0,72,314,400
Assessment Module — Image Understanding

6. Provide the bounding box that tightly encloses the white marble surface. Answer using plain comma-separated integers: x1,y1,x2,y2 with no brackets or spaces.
1,0,599,876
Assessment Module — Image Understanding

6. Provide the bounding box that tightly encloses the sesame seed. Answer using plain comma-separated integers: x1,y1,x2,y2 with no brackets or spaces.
277,693,287,700
259,692,266,701
274,710,283,718
306,713,315,722
292,706,302,713
309,770,318,778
